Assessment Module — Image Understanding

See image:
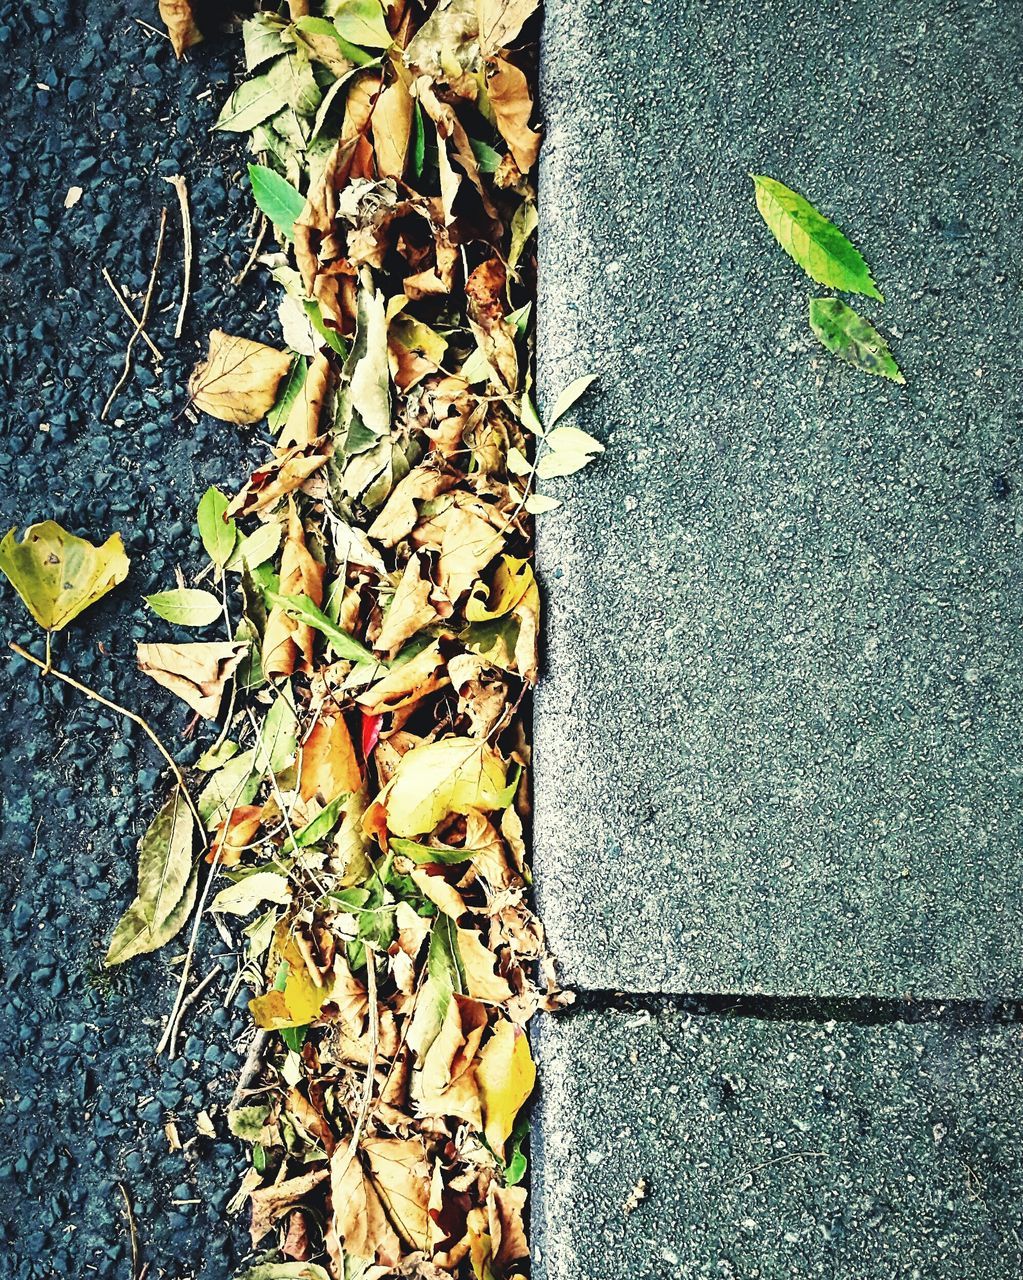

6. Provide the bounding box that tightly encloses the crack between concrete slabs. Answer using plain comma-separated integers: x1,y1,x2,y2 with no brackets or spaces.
564,988,1023,1027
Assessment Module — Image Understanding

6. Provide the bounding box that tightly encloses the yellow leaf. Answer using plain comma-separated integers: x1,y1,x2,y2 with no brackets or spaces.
384,737,509,837
189,329,293,425
477,1020,535,1158
0,521,129,633
372,79,414,179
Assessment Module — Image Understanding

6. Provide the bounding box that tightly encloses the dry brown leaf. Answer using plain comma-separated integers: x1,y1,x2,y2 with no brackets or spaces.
367,464,458,547
485,56,541,175
447,653,509,737
208,804,262,867
373,79,414,179
466,256,518,391
189,330,292,425
374,553,441,658
158,0,202,58
477,0,539,54
411,501,503,603
137,641,247,719
263,499,326,678
329,1137,430,1267
410,865,469,920
249,1166,329,1245
362,1137,432,1253
357,642,449,716
456,927,513,1002
226,439,332,520
415,993,487,1127
488,1183,529,1270
300,714,362,803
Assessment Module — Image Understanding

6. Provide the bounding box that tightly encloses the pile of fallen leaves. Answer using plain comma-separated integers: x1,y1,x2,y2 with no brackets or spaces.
38,1,601,1276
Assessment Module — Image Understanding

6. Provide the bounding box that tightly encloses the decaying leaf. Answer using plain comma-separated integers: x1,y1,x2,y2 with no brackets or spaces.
0,521,129,632
137,641,248,719
486,56,541,174
751,174,883,300
106,792,196,965
809,296,905,384
189,330,294,424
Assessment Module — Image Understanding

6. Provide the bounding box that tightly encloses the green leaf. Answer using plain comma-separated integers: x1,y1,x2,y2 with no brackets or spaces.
226,520,284,573
215,68,291,133
808,297,905,384
227,1103,270,1141
281,1024,309,1052
259,686,299,775
196,739,239,772
267,356,308,432
235,1260,332,1280
242,13,287,70
504,1111,529,1185
411,101,426,179
211,871,291,916
105,793,196,965
268,591,376,663
0,521,129,633
248,163,305,240
305,299,348,355
389,837,477,866
324,0,392,49
197,486,238,569
145,588,223,628
549,373,597,427
470,137,502,173
198,747,261,828
283,792,349,853
751,175,883,300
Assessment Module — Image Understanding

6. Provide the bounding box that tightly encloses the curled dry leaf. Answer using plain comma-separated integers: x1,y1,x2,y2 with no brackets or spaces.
189,329,294,424
0,521,129,632
137,640,248,719
159,0,203,58
486,57,541,175
263,500,326,678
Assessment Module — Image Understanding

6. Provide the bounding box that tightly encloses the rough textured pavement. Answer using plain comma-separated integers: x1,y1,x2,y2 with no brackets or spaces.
533,1003,1023,1280
534,0,1023,999
531,0,1023,1276
0,5,259,1276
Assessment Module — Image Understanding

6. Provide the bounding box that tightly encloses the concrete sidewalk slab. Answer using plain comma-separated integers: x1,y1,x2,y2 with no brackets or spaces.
534,0,1023,997
532,1004,1023,1280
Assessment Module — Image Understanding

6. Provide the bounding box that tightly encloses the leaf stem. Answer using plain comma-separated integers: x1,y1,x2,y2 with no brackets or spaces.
9,640,204,837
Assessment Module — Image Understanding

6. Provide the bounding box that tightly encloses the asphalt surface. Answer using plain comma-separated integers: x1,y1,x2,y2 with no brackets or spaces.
0,5,269,1276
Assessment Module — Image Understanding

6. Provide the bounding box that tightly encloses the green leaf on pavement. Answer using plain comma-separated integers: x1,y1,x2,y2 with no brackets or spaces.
197,486,238,569
751,174,883,300
145,588,223,628
809,297,905,384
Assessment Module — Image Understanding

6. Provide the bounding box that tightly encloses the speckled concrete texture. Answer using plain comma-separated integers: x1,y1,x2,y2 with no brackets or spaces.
532,1003,1023,1280
533,0,1023,997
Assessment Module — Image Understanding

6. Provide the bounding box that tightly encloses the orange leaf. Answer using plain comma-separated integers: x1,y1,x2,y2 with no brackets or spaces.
300,714,362,804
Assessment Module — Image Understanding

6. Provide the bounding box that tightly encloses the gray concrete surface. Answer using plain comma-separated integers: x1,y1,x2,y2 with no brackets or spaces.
534,0,1023,997
532,1003,1023,1280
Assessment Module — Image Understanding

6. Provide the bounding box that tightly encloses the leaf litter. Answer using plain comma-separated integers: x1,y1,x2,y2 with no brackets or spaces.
0,2,605,1277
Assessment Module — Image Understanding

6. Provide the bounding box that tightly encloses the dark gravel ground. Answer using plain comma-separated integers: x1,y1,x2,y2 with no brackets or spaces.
0,4,280,1277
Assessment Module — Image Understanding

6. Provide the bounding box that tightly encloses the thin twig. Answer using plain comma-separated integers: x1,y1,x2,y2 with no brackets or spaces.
101,271,163,362
232,215,269,287
229,1028,272,1110
163,175,193,338
117,1182,140,1279
9,642,203,835
102,208,168,419
332,948,380,1189
165,963,223,1058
